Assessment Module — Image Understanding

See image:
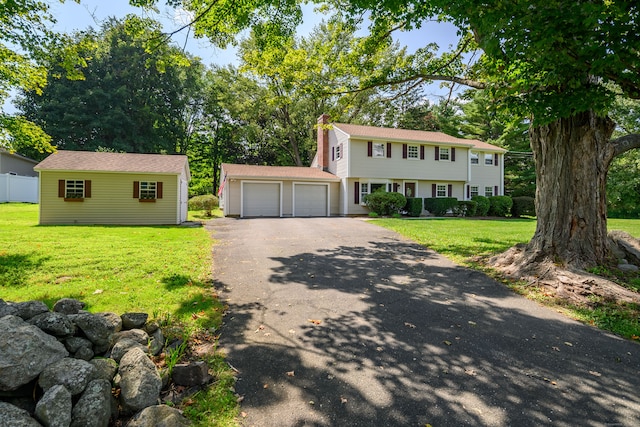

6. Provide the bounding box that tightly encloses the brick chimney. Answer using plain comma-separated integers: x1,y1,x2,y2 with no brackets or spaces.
317,114,330,171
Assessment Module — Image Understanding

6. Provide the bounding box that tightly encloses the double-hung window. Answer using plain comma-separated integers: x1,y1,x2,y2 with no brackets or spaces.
470,152,479,164
360,183,369,204
470,186,479,197
484,153,494,165
485,186,494,197
335,144,341,159
436,184,447,198
372,143,385,158
439,147,450,161
407,145,419,159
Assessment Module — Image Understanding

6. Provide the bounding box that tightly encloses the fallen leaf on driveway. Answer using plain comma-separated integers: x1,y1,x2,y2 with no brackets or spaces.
340,396,348,404
263,384,269,389
286,371,295,377
443,340,452,346
404,322,416,328
308,319,322,325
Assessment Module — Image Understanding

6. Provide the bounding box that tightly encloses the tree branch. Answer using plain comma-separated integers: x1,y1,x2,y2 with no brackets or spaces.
332,74,485,95
612,133,640,158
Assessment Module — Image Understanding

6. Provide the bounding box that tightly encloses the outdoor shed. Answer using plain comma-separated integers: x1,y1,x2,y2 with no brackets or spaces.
34,150,190,225
220,163,341,218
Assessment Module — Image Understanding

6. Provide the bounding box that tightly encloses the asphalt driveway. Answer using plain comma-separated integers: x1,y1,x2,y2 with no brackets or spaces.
209,217,640,426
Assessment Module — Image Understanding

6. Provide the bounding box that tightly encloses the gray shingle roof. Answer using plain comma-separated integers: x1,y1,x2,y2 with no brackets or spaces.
222,163,339,180
34,150,189,175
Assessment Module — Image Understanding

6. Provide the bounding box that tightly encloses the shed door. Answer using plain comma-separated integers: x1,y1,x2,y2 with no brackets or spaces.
294,184,327,217
242,182,280,217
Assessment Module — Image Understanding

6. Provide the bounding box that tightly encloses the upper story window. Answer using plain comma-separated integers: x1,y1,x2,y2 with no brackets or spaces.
372,143,385,158
335,144,341,159
470,151,479,164
407,145,419,159
439,147,450,161
485,153,494,165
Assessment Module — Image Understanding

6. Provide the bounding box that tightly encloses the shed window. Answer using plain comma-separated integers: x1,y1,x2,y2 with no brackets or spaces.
59,179,91,201
134,181,163,202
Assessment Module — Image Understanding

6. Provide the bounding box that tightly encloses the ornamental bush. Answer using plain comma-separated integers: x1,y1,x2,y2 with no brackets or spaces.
471,196,490,216
363,192,407,216
424,197,458,216
511,196,536,217
488,196,513,217
453,200,478,217
188,194,219,216
404,197,423,217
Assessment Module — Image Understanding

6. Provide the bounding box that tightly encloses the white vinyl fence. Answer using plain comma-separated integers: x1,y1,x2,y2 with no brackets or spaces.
0,174,38,203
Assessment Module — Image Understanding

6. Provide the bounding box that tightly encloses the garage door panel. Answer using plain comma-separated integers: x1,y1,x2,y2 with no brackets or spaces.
243,183,280,217
294,184,327,217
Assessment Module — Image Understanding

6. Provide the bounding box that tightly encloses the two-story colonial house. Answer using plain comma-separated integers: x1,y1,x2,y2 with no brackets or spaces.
219,115,505,217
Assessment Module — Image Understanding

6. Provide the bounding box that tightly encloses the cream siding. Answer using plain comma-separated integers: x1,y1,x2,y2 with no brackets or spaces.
39,171,181,225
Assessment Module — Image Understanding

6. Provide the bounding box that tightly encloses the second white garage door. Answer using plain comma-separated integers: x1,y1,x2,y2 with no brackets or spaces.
294,183,328,217
242,182,281,217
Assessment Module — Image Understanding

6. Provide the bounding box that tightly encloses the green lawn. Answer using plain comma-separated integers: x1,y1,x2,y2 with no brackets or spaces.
372,216,640,340
0,203,238,426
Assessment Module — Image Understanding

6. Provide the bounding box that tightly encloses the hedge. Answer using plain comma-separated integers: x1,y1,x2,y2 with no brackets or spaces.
404,197,423,217
471,195,490,216
188,194,219,216
424,197,458,216
453,200,478,217
488,196,513,217
511,196,536,217
363,192,407,216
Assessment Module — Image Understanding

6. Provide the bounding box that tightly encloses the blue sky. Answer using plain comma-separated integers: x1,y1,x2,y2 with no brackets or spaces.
50,0,462,70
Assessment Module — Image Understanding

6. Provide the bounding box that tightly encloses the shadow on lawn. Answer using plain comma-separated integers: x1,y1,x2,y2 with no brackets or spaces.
0,252,49,287
218,228,640,426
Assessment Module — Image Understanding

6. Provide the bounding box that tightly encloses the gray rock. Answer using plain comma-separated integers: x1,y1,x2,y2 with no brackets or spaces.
70,379,112,427
13,301,49,320
64,336,93,354
143,320,160,334
35,384,72,427
110,338,147,363
38,358,97,396
53,299,85,315
171,361,211,387
619,263,639,272
74,347,95,361
0,315,68,391
0,401,42,427
126,405,190,427
29,312,76,337
73,313,115,353
90,358,118,383
113,329,149,346
0,299,18,317
99,312,122,334
121,313,148,330
610,230,640,266
148,329,164,356
119,348,161,414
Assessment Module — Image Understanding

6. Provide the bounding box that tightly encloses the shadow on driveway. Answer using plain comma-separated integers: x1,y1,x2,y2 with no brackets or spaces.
209,218,640,426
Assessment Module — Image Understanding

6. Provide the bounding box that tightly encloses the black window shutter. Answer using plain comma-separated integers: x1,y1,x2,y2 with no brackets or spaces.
133,181,140,198
367,141,372,157
466,185,470,199
386,142,391,158
354,182,360,204
448,184,453,197
435,146,440,161
58,180,65,198
494,153,499,166
494,185,499,196
432,184,436,197
403,144,407,159
451,148,456,162
420,146,425,160
332,147,335,161
157,182,163,199
84,180,92,198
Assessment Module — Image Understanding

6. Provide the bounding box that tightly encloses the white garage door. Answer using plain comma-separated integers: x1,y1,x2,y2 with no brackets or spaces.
294,184,327,217
242,182,280,217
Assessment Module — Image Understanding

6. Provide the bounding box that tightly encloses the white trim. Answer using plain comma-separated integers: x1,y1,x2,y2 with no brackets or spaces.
292,182,330,217
240,180,283,218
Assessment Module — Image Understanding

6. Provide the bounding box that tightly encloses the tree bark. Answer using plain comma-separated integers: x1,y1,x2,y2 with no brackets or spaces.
527,110,617,269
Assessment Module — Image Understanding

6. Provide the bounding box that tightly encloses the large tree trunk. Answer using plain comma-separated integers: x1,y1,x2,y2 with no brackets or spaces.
527,110,616,268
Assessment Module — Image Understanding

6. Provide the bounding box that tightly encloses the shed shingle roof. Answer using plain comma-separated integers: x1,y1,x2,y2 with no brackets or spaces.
34,150,189,175
333,123,506,152
222,163,339,180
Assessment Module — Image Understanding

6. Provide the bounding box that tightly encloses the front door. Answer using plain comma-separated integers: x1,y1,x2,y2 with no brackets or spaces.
405,182,416,198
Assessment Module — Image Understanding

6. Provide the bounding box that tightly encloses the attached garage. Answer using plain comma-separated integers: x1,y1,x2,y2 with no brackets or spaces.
242,182,281,217
293,183,328,217
220,164,340,218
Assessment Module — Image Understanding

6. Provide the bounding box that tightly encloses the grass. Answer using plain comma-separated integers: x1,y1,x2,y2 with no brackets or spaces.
0,203,238,425
372,216,640,341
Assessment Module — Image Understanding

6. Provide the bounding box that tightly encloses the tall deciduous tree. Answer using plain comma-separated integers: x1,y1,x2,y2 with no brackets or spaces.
18,16,199,156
